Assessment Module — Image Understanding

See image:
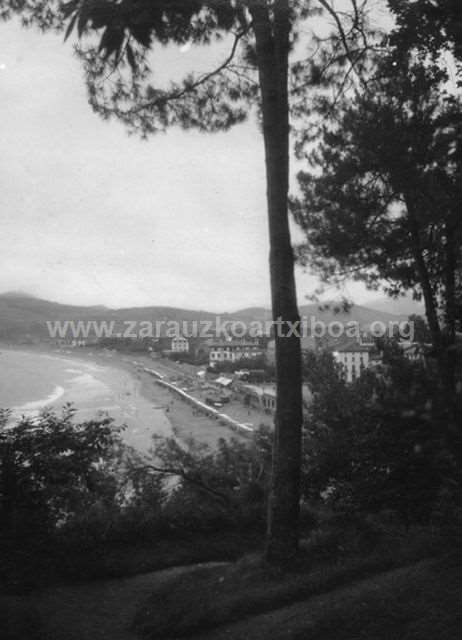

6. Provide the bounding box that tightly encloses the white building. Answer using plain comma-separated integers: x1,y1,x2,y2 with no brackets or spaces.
171,335,189,353
209,341,263,365
333,341,379,383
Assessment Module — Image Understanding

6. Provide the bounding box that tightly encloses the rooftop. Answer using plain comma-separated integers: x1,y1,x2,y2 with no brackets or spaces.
209,342,263,349
334,340,377,353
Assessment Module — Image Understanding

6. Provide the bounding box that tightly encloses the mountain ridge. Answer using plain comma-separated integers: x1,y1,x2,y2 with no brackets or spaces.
0,292,421,342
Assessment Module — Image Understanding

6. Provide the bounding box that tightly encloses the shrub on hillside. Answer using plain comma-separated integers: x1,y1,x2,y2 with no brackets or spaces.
0,408,273,588
303,347,461,525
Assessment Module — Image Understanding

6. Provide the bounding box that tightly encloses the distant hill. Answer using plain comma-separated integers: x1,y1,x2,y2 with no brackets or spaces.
233,301,407,327
0,293,223,342
300,302,407,326
0,293,411,343
0,292,111,339
0,290,39,300
365,295,425,318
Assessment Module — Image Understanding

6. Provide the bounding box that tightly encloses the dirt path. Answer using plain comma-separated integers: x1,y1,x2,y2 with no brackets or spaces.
31,563,227,640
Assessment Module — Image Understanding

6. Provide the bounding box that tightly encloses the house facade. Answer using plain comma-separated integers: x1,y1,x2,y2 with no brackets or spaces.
333,340,380,383
241,383,312,414
399,341,431,363
209,340,264,365
171,335,189,353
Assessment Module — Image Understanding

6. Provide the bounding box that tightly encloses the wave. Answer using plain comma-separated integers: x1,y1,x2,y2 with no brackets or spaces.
12,385,66,416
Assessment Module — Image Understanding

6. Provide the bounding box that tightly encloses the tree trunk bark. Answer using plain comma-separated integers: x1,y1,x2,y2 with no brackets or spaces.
404,197,443,358
405,197,459,454
251,0,303,563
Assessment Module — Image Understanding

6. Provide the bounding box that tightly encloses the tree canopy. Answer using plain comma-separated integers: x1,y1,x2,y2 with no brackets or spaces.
388,0,462,63
292,7,462,411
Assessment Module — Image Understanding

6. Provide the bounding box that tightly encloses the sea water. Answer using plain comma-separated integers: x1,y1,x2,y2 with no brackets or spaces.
0,349,110,417
0,348,173,451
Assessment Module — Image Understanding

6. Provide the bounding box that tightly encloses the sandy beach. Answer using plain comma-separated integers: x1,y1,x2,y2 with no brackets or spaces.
0,346,172,453
0,345,247,452
95,351,251,448
58,348,254,449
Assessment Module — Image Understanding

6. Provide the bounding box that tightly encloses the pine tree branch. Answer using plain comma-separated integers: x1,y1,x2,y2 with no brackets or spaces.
316,0,371,93
134,463,231,505
317,0,357,57
128,26,252,116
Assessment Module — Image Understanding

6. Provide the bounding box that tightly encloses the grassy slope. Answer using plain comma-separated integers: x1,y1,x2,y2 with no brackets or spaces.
193,556,462,640
5,553,460,640
132,531,449,639
28,563,227,640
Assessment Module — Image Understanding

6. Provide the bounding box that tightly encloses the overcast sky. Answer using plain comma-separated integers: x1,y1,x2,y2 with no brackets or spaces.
0,17,382,312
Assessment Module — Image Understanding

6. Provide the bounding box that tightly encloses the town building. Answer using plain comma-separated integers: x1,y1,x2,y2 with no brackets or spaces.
399,341,431,363
209,340,264,365
241,383,312,414
215,375,234,389
333,339,381,383
55,338,89,348
171,335,189,353
241,384,276,412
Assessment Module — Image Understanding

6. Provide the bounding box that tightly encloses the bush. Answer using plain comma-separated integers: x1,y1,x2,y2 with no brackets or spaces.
302,350,461,526
0,409,274,589
0,406,128,538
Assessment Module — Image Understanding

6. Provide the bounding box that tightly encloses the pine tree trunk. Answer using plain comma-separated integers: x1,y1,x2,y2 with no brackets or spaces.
251,0,303,563
407,201,458,383
405,197,459,452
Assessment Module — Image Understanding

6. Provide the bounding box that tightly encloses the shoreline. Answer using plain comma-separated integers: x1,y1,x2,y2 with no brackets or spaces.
0,345,173,452
40,346,252,447
0,344,247,450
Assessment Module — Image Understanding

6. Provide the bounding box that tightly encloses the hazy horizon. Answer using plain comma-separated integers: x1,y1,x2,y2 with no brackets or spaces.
0,287,425,317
